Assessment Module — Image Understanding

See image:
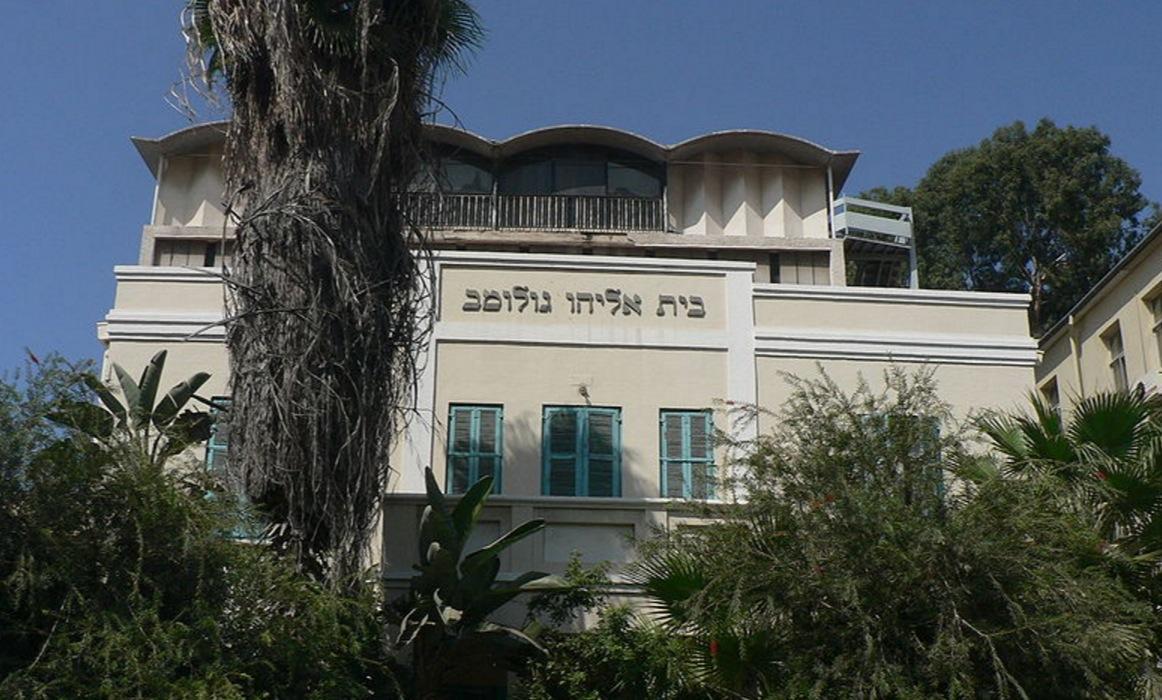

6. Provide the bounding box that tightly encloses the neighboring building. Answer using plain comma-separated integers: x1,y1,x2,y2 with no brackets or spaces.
1036,222,1162,415
98,122,1038,588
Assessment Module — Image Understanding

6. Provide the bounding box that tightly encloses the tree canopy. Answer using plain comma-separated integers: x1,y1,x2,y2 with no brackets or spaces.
864,119,1155,333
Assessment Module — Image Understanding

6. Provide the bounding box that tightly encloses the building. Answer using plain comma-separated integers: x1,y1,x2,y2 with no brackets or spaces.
1036,222,1162,415
99,122,1039,587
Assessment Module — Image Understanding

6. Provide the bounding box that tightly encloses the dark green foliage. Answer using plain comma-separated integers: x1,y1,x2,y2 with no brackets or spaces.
514,606,711,700
0,356,398,698
396,468,567,698
634,369,1155,698
864,119,1154,332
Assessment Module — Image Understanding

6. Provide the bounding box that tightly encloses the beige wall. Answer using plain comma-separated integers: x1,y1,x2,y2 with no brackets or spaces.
427,343,728,499
756,358,1034,425
154,147,227,228
667,153,829,240
1037,233,1162,413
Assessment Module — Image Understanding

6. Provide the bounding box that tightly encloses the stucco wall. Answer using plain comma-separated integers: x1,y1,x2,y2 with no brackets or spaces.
1036,234,1162,412
153,147,227,228
667,153,829,239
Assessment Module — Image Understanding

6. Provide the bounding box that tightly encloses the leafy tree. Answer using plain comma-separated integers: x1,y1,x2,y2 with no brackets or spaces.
0,356,399,697
633,369,1156,698
184,0,484,581
864,119,1153,332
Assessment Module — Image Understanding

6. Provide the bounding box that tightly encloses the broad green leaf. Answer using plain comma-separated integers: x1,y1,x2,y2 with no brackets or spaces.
154,372,211,428
133,350,168,429
451,474,494,541
460,519,545,577
112,363,141,423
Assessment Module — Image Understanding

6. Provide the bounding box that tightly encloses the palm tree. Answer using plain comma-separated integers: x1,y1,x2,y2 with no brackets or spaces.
979,390,1162,559
183,1,482,582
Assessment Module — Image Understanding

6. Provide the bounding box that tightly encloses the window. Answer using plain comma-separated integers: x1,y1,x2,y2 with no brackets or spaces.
204,397,263,540
1104,325,1128,392
498,146,663,198
1040,378,1061,421
1150,295,1162,366
542,407,621,497
205,396,231,474
660,410,715,499
447,406,504,494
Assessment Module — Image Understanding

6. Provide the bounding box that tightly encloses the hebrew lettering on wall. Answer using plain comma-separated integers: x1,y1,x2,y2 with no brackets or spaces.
461,287,707,319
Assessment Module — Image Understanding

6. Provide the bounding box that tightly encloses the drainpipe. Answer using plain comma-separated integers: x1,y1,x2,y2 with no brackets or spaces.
1068,313,1085,399
825,163,835,237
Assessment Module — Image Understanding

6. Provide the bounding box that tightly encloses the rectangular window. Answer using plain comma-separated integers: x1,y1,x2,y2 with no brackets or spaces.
203,397,263,540
660,410,715,499
1104,326,1128,392
542,407,621,497
1150,296,1162,367
1040,378,1061,421
205,396,231,474
447,405,503,494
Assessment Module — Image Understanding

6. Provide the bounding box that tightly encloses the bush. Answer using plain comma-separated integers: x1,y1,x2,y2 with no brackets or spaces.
0,356,398,698
634,369,1156,698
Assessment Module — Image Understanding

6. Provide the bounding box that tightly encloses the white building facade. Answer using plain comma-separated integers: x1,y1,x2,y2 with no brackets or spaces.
100,122,1039,586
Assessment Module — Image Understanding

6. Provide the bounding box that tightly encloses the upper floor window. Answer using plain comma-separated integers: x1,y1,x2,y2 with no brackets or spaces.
447,405,503,494
1149,295,1162,366
542,406,621,497
660,410,715,499
412,149,494,195
1040,378,1061,421
499,147,663,199
1104,325,1129,392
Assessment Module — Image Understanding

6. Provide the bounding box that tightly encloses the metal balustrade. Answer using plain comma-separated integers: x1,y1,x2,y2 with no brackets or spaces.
398,192,664,232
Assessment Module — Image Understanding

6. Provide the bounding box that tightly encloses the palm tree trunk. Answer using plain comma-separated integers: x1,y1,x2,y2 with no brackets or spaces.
202,1,436,581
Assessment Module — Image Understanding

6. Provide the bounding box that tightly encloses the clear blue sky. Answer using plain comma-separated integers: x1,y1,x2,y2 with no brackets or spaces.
2,1,1160,373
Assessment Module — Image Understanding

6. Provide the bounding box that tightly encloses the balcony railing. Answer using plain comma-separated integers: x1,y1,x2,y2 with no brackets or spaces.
831,196,913,248
398,192,665,232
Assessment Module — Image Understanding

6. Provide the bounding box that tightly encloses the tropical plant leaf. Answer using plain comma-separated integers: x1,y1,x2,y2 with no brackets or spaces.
460,519,546,577
111,363,141,424
82,373,127,427
153,372,211,428
134,350,168,429
451,475,493,544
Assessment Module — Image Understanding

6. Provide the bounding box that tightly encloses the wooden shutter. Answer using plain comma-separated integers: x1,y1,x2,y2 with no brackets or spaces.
585,409,620,497
205,397,231,474
476,407,503,491
689,411,714,499
447,406,503,494
544,408,579,496
661,412,686,498
660,410,714,499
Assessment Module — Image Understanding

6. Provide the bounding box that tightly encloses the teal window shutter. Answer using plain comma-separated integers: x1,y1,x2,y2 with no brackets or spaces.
205,397,231,474
203,397,264,540
542,406,621,497
660,410,715,499
447,405,503,494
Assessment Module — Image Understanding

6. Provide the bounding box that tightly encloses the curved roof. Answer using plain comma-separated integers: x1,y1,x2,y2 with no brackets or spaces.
133,121,860,188
131,121,228,177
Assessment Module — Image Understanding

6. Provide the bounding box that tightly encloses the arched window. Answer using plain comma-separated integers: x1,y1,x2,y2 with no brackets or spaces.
499,146,662,198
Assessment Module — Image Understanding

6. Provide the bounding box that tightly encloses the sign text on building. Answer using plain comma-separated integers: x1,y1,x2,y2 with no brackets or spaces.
461,287,706,318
